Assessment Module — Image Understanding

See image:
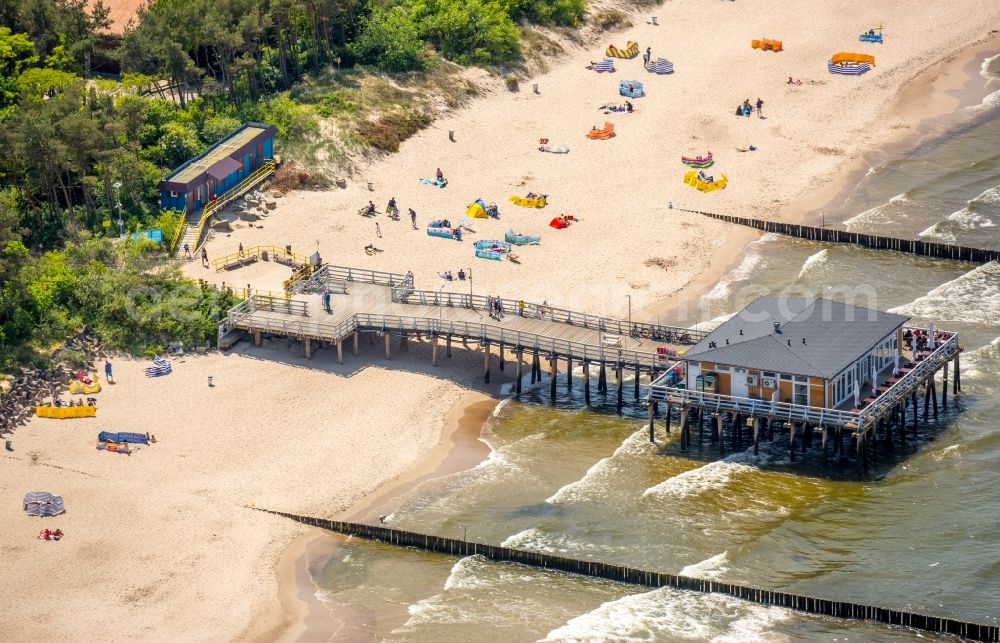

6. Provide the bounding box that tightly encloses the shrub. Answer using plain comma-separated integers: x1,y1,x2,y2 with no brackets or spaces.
505,75,519,91
269,160,332,193
349,6,427,73
591,8,631,31
356,109,432,152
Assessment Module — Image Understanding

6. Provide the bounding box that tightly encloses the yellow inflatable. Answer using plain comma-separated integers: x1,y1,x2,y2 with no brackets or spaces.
36,405,96,419
68,375,101,394
684,170,728,192
509,194,547,208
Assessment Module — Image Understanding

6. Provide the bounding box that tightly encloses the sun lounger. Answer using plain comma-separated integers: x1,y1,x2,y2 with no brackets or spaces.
539,144,569,153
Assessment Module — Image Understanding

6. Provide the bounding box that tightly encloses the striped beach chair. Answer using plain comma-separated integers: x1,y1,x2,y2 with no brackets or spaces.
646,57,674,74
828,61,871,75
606,40,639,59
145,356,172,377
592,58,615,73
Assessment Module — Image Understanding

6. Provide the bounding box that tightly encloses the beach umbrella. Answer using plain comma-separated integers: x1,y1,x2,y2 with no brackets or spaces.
853,380,861,408
928,322,936,350
893,349,900,376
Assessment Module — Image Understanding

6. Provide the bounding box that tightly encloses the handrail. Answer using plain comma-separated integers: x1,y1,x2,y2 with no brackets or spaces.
392,288,705,344
320,264,408,286
211,244,309,271
253,294,309,316
168,212,185,255
172,159,276,257
853,333,959,429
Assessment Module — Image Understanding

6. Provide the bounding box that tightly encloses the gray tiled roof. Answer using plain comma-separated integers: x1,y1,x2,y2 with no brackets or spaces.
684,297,909,379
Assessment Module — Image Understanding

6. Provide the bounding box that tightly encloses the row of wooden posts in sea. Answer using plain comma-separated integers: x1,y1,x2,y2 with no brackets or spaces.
253,508,999,642
683,208,1000,263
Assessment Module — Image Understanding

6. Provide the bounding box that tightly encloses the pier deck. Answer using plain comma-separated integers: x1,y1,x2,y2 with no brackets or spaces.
222,265,705,371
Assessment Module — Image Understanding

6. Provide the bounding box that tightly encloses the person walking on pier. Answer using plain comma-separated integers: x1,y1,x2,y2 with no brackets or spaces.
321,288,332,313
518,299,525,316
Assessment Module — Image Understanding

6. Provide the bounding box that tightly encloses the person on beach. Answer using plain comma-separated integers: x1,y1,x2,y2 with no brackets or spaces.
756,98,764,118
643,47,652,66
104,360,113,383
183,243,191,259
201,247,208,267
436,168,444,181
409,208,417,229
375,222,382,238
458,268,466,280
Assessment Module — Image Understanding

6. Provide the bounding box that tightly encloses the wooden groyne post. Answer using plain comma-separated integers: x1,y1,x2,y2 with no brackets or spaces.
256,509,999,642
682,209,1000,264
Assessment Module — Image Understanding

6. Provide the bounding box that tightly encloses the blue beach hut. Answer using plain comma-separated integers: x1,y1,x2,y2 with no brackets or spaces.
158,122,276,214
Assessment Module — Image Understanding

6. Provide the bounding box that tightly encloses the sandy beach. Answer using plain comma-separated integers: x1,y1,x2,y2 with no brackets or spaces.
5,0,1000,640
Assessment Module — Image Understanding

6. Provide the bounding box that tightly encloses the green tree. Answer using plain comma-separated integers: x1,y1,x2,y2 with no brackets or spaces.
349,6,425,72
419,0,520,65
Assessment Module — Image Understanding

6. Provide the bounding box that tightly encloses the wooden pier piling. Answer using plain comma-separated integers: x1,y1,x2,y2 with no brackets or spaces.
584,361,591,404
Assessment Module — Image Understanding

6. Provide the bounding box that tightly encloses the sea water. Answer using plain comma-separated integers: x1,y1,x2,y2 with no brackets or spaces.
312,55,1000,642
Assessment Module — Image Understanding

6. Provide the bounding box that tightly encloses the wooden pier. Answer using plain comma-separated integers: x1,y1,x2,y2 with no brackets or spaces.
683,208,1000,263
221,264,704,403
254,508,999,642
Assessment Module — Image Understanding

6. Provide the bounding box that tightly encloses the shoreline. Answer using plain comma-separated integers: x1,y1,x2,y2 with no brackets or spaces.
273,33,1000,643
282,390,499,639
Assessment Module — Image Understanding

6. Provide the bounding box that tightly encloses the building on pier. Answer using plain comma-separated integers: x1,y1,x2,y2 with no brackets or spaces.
648,296,961,469
680,297,908,409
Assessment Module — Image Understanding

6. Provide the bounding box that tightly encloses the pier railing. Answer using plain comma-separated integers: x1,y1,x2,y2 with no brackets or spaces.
316,264,408,287
853,332,959,430
225,305,676,368
648,381,860,428
649,326,960,431
392,288,705,345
